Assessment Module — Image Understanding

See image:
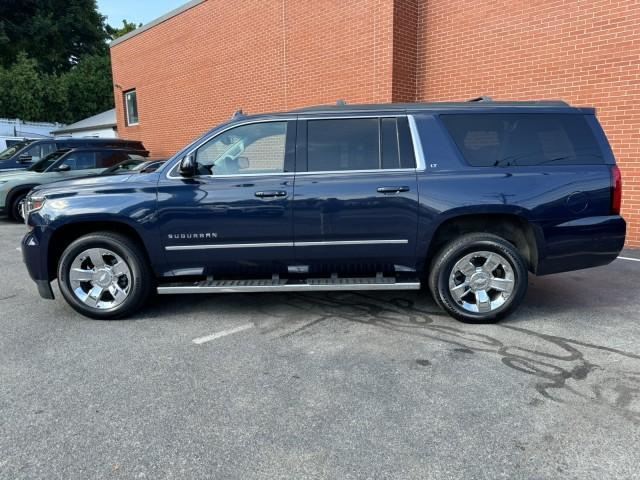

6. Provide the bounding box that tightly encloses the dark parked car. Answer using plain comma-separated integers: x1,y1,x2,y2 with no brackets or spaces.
21,100,625,322
0,137,146,171
0,148,149,220
100,159,167,176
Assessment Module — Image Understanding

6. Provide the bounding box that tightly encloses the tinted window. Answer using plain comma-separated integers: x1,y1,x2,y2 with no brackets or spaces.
23,142,50,162
96,151,129,168
196,122,287,175
307,119,379,172
40,142,56,157
63,152,96,170
381,118,401,169
441,114,604,167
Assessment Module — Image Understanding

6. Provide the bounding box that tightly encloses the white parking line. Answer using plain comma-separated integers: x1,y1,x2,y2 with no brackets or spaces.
192,323,254,345
618,256,640,263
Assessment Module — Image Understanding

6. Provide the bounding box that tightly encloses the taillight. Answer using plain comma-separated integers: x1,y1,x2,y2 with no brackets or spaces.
611,165,622,215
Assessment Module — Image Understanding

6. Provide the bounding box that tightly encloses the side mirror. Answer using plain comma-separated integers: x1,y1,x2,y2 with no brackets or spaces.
56,164,71,172
18,154,32,163
179,154,196,177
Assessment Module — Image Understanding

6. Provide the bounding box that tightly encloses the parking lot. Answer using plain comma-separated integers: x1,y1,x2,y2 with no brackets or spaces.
0,218,639,479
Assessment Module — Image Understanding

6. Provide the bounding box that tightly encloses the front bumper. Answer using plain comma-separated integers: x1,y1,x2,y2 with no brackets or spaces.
21,229,55,300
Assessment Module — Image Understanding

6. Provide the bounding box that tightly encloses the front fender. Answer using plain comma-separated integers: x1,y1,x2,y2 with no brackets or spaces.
26,182,165,281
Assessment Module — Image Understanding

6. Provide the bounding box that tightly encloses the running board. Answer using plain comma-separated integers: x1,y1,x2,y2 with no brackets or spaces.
157,276,421,294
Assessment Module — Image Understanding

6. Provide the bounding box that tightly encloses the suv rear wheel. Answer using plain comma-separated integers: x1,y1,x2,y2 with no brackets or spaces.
57,232,153,319
428,233,528,323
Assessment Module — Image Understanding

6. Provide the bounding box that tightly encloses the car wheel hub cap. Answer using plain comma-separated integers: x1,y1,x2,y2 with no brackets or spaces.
448,250,515,314
92,268,114,288
69,248,132,310
469,271,490,291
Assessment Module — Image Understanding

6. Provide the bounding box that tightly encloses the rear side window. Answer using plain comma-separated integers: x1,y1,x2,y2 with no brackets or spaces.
440,114,604,167
96,151,129,168
63,152,97,170
306,117,414,172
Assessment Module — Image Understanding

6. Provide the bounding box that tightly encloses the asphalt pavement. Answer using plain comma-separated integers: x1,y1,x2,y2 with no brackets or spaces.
1,219,639,479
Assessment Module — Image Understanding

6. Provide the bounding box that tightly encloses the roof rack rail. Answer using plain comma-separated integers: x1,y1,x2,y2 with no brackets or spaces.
467,96,493,102
336,99,347,106
232,109,245,119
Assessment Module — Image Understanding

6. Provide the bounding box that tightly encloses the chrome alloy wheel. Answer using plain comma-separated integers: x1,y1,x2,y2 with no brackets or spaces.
17,198,26,221
448,250,515,314
69,248,132,310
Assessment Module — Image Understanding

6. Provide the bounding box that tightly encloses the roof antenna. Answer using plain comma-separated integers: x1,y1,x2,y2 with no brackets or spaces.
467,96,493,102
232,109,245,119
336,99,347,106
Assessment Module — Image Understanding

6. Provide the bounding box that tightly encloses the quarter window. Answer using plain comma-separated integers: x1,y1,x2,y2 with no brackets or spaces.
196,122,287,175
124,90,139,126
440,113,605,167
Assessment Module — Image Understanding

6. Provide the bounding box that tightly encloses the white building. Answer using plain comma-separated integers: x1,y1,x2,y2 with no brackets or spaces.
50,109,117,138
0,117,62,150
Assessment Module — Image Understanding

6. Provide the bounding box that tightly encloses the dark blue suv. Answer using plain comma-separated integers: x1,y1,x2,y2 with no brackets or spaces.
21,100,626,323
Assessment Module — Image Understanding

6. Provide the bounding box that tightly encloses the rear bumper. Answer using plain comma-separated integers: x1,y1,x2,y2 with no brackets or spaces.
536,215,626,275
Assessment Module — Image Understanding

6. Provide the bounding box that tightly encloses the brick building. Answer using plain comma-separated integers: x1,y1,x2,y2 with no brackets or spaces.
110,0,640,246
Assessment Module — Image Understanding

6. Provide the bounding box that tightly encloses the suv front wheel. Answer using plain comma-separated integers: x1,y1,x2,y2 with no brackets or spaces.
57,232,153,319
428,233,528,323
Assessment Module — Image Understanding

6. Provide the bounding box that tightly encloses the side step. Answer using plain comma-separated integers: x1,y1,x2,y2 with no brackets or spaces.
157,275,421,294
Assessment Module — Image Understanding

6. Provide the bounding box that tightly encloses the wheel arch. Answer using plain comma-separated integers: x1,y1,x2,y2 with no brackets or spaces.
47,220,152,281
6,184,40,213
425,213,541,273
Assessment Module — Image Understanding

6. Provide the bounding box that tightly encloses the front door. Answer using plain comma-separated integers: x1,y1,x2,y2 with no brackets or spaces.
157,120,296,277
293,116,419,275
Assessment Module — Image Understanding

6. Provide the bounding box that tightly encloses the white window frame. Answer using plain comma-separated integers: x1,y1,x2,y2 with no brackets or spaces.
124,89,139,126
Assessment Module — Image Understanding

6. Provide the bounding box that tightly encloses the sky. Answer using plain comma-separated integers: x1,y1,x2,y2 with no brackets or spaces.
96,0,189,27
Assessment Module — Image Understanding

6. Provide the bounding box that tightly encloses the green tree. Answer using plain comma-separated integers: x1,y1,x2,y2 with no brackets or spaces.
0,52,46,120
0,1,139,123
58,54,114,124
0,0,108,74
106,20,141,41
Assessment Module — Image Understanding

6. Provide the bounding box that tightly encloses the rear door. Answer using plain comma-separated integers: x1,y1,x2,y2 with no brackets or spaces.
293,115,419,275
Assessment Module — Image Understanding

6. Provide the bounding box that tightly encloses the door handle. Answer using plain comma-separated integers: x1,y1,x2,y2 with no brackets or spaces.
377,186,410,194
255,190,288,198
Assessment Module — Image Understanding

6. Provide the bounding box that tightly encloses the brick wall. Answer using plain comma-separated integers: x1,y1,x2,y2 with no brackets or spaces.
111,0,640,246
415,0,640,247
110,0,396,160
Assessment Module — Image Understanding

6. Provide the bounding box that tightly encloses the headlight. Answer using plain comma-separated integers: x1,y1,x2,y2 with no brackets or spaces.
25,195,46,214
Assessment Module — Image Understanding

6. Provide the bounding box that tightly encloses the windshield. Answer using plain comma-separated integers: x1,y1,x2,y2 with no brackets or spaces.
28,150,68,173
0,141,32,160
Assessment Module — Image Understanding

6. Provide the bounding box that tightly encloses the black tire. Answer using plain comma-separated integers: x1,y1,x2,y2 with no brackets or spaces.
9,191,27,222
57,232,153,320
428,233,528,323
